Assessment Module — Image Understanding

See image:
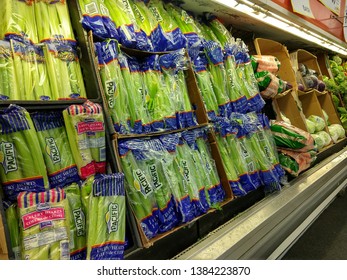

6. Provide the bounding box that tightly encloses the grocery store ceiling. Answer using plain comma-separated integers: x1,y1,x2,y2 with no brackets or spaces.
181,0,339,56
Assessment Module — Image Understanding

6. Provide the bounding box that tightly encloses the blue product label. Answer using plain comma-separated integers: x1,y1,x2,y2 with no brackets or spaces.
207,111,217,122
49,165,80,189
230,96,248,114
239,173,258,194
246,94,265,113
142,123,152,134
207,183,225,205
185,111,198,128
0,95,10,100
176,111,186,129
274,163,285,179
117,25,137,49
90,242,125,260
151,120,165,132
176,195,195,224
127,119,143,135
3,178,46,202
193,187,210,217
218,103,230,118
184,32,202,48
158,196,179,233
229,180,247,197
164,115,178,131
135,29,154,52
81,16,109,39
150,25,169,52
259,169,278,187
166,28,187,51
102,17,119,40
70,248,87,260
140,210,159,240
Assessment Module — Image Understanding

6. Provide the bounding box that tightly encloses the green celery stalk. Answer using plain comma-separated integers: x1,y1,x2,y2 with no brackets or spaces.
147,0,179,32
43,44,59,100
5,203,21,259
55,1,76,41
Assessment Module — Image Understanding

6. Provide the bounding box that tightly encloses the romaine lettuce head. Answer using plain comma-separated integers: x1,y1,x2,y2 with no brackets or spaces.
316,131,331,146
311,133,324,150
305,118,316,134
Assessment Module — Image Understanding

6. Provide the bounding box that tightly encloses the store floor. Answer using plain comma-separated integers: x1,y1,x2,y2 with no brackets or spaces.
282,190,347,260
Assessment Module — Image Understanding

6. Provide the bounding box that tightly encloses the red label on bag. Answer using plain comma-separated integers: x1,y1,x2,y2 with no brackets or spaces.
77,121,104,134
22,207,65,230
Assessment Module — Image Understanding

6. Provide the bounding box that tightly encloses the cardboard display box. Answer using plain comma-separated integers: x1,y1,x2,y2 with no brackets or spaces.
0,215,8,258
289,49,323,92
254,38,298,92
112,127,234,248
272,90,307,131
298,91,333,147
316,52,333,79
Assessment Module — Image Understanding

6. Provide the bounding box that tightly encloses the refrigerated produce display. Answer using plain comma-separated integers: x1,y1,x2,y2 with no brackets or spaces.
1,0,347,260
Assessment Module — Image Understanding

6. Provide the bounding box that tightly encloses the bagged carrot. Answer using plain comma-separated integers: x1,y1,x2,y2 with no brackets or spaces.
85,174,126,260
0,105,49,202
31,111,80,189
17,188,70,260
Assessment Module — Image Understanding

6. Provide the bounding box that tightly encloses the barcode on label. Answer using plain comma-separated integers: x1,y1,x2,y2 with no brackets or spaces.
100,147,106,162
85,2,98,15
60,240,70,260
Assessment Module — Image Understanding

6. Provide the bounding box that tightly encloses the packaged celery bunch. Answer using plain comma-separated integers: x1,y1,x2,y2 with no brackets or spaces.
43,41,86,100
63,100,106,180
214,117,256,196
224,44,248,114
146,0,187,51
94,40,129,134
65,183,87,260
11,40,52,101
3,201,21,259
141,55,177,132
204,14,234,49
118,140,159,240
203,40,231,118
231,39,265,112
158,49,197,129
77,0,119,39
190,48,219,121
0,105,49,202
164,3,202,48
182,129,225,207
175,133,211,217
158,133,196,224
0,40,18,100
105,0,153,51
118,137,179,235
31,111,80,189
17,188,70,260
243,113,283,193
82,174,126,260
34,0,76,43
2,0,38,44
120,53,152,134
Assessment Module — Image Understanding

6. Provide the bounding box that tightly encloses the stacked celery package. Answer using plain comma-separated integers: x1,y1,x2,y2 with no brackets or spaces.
31,111,80,189
118,128,224,240
0,105,49,202
82,174,126,260
95,40,197,134
17,188,70,260
63,100,106,180
0,0,87,101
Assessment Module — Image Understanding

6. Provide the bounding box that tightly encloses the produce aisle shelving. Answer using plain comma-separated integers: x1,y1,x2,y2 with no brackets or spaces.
1,0,347,260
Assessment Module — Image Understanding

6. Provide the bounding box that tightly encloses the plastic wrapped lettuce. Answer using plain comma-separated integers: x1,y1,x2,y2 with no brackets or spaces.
306,118,316,134
280,112,291,124
311,133,325,150
316,130,331,146
328,124,345,141
308,115,326,132
251,55,281,74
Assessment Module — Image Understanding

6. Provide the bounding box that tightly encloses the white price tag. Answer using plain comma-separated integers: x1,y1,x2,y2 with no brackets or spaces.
291,0,315,18
319,0,341,15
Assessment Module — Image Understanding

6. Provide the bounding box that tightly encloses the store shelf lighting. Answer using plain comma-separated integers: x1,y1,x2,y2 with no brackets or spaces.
214,0,347,56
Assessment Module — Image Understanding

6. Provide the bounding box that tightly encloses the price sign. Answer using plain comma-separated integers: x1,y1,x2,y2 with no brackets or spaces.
319,0,341,15
291,0,315,18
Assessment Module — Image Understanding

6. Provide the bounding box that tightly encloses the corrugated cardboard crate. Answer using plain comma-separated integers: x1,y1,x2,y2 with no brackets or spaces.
0,215,8,258
316,52,333,79
298,90,333,147
290,49,323,92
254,38,297,91
272,90,307,131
